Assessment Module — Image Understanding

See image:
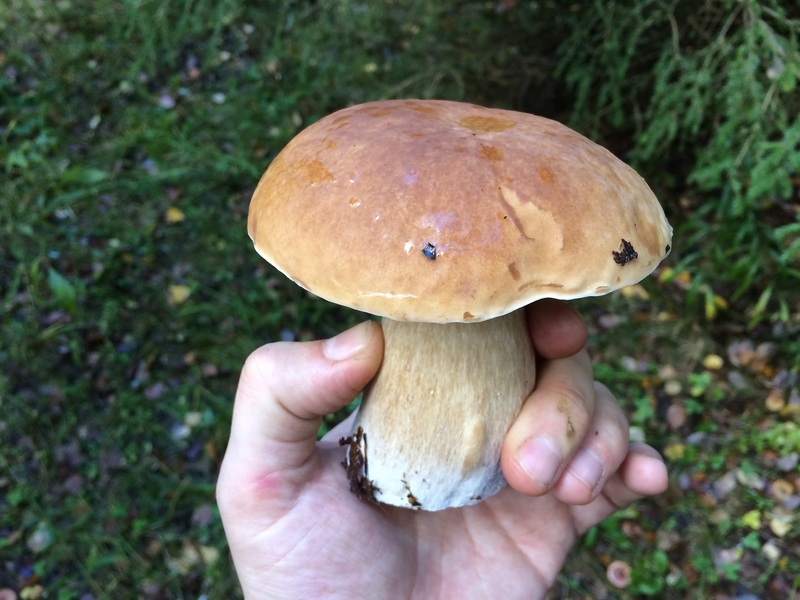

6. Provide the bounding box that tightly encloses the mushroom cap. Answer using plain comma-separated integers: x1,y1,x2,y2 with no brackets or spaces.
248,99,672,322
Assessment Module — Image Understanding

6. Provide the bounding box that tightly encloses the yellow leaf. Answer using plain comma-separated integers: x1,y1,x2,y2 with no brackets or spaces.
168,284,191,305
199,544,220,565
664,442,685,461
165,206,185,223
703,354,724,370
20,585,44,600
705,295,718,320
741,509,761,530
768,514,792,538
765,389,785,412
620,284,650,300
761,541,781,562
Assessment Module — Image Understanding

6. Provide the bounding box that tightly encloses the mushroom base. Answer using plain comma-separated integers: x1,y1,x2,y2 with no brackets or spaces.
346,310,536,511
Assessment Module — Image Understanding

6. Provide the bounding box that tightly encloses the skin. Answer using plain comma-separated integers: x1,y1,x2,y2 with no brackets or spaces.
217,300,668,599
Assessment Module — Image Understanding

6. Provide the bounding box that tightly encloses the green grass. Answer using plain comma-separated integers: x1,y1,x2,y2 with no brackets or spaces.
2,1,799,598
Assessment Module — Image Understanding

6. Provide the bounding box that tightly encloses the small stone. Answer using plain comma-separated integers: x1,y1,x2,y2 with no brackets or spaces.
597,313,621,329
713,471,738,498
761,540,781,562
191,503,213,527
781,495,800,510
158,93,175,109
736,469,765,490
728,340,755,367
728,370,748,389
26,522,53,553
666,402,687,429
184,411,202,428
656,529,681,551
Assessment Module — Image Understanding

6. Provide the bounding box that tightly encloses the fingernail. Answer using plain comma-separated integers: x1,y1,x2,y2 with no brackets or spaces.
517,436,562,487
324,322,373,361
566,448,605,495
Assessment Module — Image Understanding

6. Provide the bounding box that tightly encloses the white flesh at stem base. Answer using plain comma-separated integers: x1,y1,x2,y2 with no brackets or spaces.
345,309,536,511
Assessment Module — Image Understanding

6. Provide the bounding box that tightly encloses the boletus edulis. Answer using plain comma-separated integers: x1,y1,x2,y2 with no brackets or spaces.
247,99,672,511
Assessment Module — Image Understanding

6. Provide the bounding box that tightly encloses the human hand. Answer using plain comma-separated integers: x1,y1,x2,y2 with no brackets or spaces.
216,300,668,599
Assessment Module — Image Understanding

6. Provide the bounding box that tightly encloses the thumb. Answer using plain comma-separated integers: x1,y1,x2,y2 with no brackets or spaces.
218,321,384,501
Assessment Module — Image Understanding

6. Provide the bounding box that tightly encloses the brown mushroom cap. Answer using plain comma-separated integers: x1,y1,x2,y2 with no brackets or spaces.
248,99,672,322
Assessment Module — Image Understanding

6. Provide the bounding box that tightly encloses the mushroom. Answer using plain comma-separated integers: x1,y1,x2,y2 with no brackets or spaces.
247,99,672,511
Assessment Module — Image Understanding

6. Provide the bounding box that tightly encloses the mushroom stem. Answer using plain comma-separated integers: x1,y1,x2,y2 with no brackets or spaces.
346,309,535,511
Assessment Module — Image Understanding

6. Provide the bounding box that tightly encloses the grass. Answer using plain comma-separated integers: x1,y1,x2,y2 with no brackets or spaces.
2,1,799,598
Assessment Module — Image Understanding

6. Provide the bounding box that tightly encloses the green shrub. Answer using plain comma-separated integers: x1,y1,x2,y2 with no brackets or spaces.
554,0,800,304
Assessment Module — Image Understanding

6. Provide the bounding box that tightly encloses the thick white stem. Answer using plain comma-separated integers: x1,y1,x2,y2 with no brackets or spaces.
343,310,535,511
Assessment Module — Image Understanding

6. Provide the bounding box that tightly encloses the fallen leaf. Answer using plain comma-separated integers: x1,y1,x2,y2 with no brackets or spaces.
766,388,786,412
770,479,795,502
664,380,683,396
145,538,163,558
171,423,191,441
703,354,724,370
736,469,766,490
165,206,185,223
201,362,219,377
167,540,220,575
713,294,729,310
143,382,167,400
184,411,202,428
714,546,742,568
3,530,21,546
621,284,649,300
19,587,43,600
741,509,762,530
666,402,687,429
656,529,681,551
26,522,53,553
597,313,622,329
656,311,679,322
727,340,755,367
713,471,738,499
761,540,781,562
191,503,213,527
204,440,218,461
768,514,792,537
168,284,191,305
664,442,686,461
659,364,679,378
776,452,798,472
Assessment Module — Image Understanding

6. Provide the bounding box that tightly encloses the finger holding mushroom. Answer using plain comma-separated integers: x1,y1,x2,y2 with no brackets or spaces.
248,99,672,511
